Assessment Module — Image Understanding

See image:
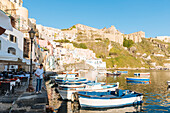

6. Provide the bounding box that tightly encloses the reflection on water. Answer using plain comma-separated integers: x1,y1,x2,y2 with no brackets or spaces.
48,70,170,113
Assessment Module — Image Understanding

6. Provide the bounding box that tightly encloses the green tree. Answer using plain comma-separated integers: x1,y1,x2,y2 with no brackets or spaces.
72,42,87,49
95,38,102,41
123,38,134,48
72,25,76,28
79,43,87,49
53,39,70,43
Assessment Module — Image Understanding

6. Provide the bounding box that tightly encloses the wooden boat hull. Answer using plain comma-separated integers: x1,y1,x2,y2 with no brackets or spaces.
106,73,121,77
61,72,79,77
126,81,150,84
117,71,128,74
126,77,150,82
57,83,119,100
134,73,150,77
79,95,143,108
55,78,87,84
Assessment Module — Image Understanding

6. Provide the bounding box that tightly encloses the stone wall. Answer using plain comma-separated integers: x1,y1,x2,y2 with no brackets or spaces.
124,31,145,43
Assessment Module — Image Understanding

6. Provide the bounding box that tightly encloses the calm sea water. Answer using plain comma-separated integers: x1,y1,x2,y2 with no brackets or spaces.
50,70,170,113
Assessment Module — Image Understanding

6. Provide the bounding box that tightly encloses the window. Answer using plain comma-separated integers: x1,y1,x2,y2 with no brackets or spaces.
0,40,1,50
8,47,16,55
19,0,21,6
9,34,17,43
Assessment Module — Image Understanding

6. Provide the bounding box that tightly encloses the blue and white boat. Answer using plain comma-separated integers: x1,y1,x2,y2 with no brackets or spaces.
55,77,87,84
117,71,128,74
59,80,94,85
126,77,150,82
126,81,150,84
77,89,143,108
134,73,150,77
57,82,119,100
50,73,77,80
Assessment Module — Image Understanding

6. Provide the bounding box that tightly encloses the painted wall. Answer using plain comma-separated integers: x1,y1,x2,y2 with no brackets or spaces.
0,27,24,59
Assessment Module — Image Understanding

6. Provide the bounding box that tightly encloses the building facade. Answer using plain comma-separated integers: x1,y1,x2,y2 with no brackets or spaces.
0,27,24,58
155,36,170,43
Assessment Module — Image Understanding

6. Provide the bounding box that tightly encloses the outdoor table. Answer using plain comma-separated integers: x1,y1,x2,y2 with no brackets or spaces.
13,74,25,77
25,74,30,77
20,77,28,82
0,81,15,93
13,74,29,78
5,78,17,81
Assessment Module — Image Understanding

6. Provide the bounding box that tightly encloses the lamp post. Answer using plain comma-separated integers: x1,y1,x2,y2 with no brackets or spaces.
26,28,35,92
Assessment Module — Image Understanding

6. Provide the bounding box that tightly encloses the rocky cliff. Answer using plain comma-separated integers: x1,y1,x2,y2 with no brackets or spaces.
62,24,145,45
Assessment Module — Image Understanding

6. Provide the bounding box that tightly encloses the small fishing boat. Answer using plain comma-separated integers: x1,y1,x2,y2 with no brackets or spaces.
59,80,94,85
134,73,150,77
126,81,150,84
61,69,79,77
106,72,121,77
117,71,128,74
57,82,119,100
76,89,143,108
61,72,79,77
126,77,150,83
167,81,170,86
55,77,87,84
50,73,77,80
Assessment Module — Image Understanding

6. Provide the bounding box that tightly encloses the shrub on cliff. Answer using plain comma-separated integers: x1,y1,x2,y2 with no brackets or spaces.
53,39,70,43
95,38,102,41
123,38,134,48
72,42,87,49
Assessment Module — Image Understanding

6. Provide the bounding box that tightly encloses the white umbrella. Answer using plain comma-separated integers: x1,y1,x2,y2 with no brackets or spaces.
0,10,13,31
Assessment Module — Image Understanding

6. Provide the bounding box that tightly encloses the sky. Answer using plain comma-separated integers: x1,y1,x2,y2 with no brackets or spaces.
23,0,170,38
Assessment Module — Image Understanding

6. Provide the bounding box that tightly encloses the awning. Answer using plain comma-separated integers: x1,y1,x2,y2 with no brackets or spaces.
22,58,31,65
0,51,20,61
22,58,40,66
0,10,13,31
33,62,40,66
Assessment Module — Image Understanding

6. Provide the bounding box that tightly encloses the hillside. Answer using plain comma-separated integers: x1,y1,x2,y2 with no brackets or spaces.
55,24,170,69
61,24,144,45
77,38,170,68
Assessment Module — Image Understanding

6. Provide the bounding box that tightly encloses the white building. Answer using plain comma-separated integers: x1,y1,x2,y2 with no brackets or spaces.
86,59,106,69
155,36,170,43
0,28,24,59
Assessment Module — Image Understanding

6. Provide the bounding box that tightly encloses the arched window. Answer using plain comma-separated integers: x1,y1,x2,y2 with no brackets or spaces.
8,47,16,55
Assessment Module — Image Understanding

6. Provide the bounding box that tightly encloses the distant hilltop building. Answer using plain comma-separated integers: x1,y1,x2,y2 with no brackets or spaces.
155,36,170,43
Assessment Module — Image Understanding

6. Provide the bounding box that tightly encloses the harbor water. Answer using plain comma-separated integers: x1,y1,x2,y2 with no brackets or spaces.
47,70,170,113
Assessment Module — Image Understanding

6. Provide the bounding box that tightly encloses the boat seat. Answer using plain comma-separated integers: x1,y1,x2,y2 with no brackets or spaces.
116,89,130,97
